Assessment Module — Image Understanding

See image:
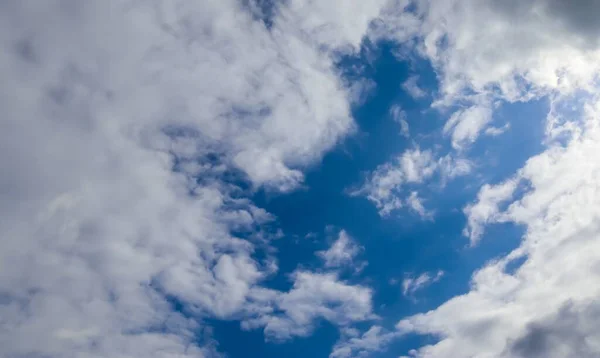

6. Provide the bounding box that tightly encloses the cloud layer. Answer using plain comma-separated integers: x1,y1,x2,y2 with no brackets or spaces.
0,1,386,357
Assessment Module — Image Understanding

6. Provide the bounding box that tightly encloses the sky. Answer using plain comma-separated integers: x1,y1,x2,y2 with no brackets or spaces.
2,1,600,358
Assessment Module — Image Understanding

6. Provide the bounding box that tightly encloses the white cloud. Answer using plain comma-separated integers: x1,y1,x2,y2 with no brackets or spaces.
443,103,494,150
242,271,375,341
408,0,600,102
330,325,400,358
358,1,600,357
390,104,410,137
396,99,600,357
485,123,511,136
317,230,362,268
406,191,433,219
438,154,473,180
355,149,472,216
463,178,519,245
0,1,388,357
403,75,427,99
374,0,600,154
353,149,437,216
402,270,444,297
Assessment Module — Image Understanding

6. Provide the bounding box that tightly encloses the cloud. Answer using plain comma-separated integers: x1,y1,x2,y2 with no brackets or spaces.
396,98,600,357
406,191,433,219
402,75,427,99
402,270,444,297
346,1,600,357
463,178,519,245
242,271,375,341
374,0,600,155
330,325,400,358
438,154,473,180
443,103,494,150
505,301,600,358
317,230,362,269
406,0,600,102
390,104,410,137
485,123,511,136
0,1,388,357
354,149,471,216
353,149,437,216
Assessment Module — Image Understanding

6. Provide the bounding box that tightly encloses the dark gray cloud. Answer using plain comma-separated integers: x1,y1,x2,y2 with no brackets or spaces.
505,301,600,358
491,0,600,47
545,0,600,43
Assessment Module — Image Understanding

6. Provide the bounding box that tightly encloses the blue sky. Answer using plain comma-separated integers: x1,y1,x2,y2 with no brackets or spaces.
207,44,548,358
3,1,600,358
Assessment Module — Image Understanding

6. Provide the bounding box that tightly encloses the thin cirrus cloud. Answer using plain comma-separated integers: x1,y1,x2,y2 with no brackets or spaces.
402,270,444,297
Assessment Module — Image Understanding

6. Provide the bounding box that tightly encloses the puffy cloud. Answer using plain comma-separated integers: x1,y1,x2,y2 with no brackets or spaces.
437,154,473,180
0,0,387,357
411,0,600,101
396,98,600,357
463,178,519,245
353,149,437,216
374,0,600,152
354,149,470,216
242,271,375,341
330,325,400,358
317,230,362,269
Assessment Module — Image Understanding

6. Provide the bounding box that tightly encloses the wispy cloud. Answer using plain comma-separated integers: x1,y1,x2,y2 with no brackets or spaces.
317,230,363,269
390,104,410,137
402,75,427,99
402,270,444,297
406,191,433,220
443,102,493,150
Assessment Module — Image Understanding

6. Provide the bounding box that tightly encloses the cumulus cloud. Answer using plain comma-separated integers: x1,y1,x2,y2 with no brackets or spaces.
317,230,362,269
242,271,375,341
353,149,437,216
374,0,600,153
358,2,600,355
438,154,473,180
330,325,400,358
0,1,387,357
396,98,600,357
354,149,470,216
410,0,600,101
463,178,519,245
505,301,600,358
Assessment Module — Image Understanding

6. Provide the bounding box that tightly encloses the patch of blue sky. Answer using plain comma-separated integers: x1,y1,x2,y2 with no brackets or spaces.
210,39,552,358
211,319,340,358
